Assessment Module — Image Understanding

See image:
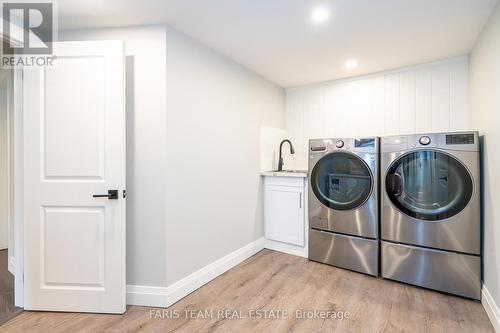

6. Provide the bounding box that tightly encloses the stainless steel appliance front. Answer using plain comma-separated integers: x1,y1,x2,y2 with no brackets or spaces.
380,132,481,299
310,229,378,276
308,137,379,276
381,241,481,299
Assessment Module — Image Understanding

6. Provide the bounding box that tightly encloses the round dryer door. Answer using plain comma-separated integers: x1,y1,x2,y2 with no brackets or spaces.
310,152,373,210
385,150,473,221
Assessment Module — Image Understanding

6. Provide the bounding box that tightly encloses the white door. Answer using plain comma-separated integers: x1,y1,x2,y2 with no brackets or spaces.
23,41,126,313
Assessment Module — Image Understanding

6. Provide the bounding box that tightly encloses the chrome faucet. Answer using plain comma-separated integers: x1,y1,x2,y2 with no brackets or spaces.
278,139,295,171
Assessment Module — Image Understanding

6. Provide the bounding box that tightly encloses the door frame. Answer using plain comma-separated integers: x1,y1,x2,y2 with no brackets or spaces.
1,31,26,308
11,67,24,308
6,66,24,308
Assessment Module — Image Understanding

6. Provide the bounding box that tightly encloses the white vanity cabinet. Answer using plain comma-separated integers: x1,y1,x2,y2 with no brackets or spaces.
262,173,308,257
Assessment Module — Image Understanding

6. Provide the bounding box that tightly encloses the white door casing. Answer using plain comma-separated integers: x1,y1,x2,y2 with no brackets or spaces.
0,87,8,250
23,41,126,313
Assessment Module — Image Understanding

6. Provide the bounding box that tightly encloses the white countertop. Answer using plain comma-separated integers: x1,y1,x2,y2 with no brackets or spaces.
261,170,308,178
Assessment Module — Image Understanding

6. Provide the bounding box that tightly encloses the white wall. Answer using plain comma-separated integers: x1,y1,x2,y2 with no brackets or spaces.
470,1,500,325
61,25,286,289
60,26,169,287
0,88,7,249
164,27,285,285
285,56,470,169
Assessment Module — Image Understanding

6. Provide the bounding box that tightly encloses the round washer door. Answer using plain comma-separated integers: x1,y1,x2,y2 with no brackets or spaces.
311,152,373,210
385,150,473,221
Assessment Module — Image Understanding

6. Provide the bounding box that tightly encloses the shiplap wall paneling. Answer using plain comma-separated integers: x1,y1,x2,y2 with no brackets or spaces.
285,89,303,170
384,74,400,135
415,68,432,133
450,60,469,131
431,64,452,132
369,77,387,137
399,71,416,135
285,56,470,169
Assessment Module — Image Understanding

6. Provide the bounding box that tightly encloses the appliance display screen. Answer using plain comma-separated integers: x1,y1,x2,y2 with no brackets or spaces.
355,139,375,148
446,134,474,145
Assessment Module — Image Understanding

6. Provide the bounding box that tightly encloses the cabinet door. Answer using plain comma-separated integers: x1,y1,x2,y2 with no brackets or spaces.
265,185,304,246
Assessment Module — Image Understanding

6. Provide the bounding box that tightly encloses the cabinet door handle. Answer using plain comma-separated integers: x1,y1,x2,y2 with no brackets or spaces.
299,193,302,208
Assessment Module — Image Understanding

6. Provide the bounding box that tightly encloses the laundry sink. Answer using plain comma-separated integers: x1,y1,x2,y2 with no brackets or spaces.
262,170,308,177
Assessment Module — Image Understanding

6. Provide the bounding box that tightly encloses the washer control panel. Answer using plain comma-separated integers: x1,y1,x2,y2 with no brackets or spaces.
310,137,378,154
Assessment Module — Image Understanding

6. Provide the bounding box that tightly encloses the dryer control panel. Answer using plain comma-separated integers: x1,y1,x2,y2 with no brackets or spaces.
381,131,479,153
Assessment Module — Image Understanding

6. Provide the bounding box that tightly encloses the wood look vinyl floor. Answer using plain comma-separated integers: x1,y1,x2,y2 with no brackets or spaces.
0,249,494,332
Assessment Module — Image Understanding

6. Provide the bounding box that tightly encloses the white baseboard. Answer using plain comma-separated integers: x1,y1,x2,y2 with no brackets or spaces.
126,285,170,308
127,237,265,307
264,239,307,258
483,285,500,332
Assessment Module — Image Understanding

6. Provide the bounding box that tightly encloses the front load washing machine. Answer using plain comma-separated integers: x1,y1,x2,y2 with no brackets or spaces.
308,137,379,276
380,132,481,299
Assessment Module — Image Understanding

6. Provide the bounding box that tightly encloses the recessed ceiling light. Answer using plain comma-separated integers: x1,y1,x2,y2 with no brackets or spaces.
311,6,330,24
345,59,359,69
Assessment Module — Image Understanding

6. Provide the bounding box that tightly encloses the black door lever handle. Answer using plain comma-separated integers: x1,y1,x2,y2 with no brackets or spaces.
93,190,118,199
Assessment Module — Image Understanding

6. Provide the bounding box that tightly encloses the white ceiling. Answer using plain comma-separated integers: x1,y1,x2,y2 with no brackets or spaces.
56,0,498,87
